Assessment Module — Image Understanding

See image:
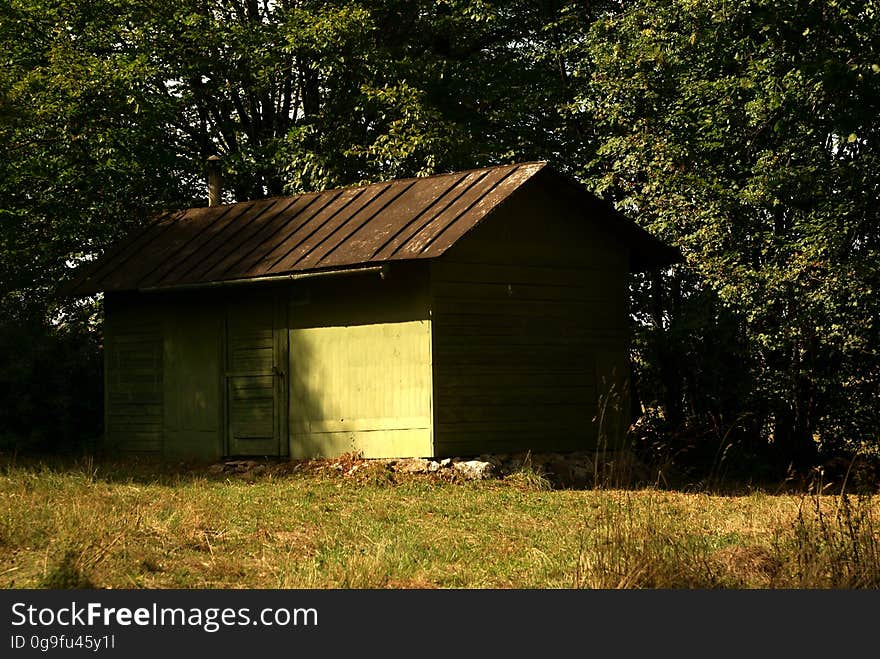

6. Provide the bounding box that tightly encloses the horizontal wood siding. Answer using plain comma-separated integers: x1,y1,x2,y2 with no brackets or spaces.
431,181,631,457
287,263,433,458
104,296,164,453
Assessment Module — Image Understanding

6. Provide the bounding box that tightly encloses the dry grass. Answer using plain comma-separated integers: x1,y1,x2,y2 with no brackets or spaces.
0,456,877,589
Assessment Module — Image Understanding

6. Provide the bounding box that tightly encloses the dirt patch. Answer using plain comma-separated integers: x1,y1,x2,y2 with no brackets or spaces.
203,450,653,490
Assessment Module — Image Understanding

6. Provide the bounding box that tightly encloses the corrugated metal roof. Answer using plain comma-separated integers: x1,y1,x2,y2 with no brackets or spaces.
64,161,677,295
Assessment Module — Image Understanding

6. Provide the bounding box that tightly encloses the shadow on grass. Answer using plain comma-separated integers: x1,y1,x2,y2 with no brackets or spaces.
0,451,267,486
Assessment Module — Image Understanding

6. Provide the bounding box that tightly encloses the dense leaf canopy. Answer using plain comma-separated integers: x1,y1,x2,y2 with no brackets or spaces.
582,0,880,465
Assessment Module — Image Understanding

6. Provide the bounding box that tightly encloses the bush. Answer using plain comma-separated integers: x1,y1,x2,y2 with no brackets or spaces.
0,299,102,453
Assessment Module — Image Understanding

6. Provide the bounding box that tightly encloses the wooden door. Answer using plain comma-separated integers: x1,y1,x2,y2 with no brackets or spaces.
225,293,285,456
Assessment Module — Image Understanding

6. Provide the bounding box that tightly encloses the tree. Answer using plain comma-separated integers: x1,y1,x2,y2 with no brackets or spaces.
1,0,591,308
579,0,880,468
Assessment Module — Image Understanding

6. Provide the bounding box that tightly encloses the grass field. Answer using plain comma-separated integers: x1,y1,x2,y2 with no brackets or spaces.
0,455,878,589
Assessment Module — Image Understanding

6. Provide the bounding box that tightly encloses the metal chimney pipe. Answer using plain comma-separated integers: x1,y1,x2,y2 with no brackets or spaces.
206,155,222,206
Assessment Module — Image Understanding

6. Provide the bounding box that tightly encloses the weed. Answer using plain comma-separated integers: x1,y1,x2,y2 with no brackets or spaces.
575,493,723,588
503,452,553,491
592,378,646,489
781,492,880,588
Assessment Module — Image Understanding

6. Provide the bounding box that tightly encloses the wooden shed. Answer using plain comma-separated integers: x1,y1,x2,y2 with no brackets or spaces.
65,162,677,460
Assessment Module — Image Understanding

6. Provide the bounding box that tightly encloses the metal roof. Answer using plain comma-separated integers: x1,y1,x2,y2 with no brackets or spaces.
64,161,677,295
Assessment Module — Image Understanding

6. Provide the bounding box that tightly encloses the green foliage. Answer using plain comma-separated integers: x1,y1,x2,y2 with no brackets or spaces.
0,299,102,452
581,0,880,467
1,0,589,299
1,1,198,308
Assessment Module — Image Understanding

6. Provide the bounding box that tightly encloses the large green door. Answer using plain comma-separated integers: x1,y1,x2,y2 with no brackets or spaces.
225,293,286,456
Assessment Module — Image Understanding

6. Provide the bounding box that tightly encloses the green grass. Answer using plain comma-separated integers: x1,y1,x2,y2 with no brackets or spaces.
0,456,877,589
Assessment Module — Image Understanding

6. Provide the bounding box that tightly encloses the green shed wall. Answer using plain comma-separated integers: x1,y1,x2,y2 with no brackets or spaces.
104,295,165,454
430,180,632,457
287,263,433,458
161,292,225,459
104,291,226,460
104,263,434,460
